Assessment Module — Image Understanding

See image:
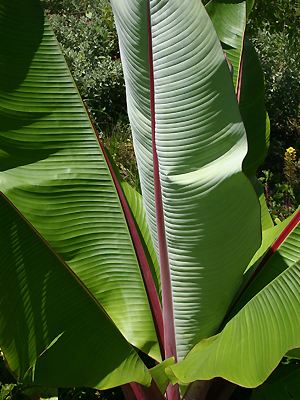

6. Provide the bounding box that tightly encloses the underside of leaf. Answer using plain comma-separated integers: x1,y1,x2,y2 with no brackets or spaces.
0,0,160,367
111,0,261,361
168,216,300,388
0,194,151,389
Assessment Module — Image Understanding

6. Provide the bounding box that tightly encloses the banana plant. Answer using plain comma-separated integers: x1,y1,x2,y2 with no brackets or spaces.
0,1,299,400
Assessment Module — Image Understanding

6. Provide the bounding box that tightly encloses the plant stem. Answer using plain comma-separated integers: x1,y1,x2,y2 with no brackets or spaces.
122,382,165,400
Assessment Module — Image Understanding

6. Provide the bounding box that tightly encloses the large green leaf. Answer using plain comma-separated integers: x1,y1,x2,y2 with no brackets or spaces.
255,180,274,231
150,357,175,394
168,218,300,388
206,2,272,236
111,0,261,360
0,194,150,388
240,40,270,177
121,181,161,297
104,148,161,297
238,42,271,239
233,211,300,312
205,3,270,177
206,0,246,49
245,209,298,276
224,209,299,326
205,0,246,89
246,0,255,17
0,0,160,364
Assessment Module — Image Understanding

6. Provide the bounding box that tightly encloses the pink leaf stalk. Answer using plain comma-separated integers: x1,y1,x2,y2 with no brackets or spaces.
270,210,300,252
147,2,180,399
250,209,300,283
97,136,165,357
123,382,165,400
147,0,176,362
230,209,300,312
236,34,246,103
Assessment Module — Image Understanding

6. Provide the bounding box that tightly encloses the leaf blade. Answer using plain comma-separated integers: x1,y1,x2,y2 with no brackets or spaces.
0,194,151,389
0,0,159,363
168,218,300,388
111,0,261,360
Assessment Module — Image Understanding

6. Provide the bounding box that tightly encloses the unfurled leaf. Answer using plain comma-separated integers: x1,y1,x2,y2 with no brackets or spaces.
111,0,261,361
0,195,151,388
168,214,300,388
0,0,160,383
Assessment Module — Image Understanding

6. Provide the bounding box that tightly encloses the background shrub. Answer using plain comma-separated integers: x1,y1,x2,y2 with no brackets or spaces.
43,0,127,131
248,0,299,167
247,0,299,216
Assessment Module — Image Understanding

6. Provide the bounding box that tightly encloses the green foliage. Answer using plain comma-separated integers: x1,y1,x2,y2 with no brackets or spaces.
103,122,140,191
42,0,127,131
42,0,299,213
247,0,300,219
259,146,300,220
1,1,300,399
41,0,139,189
248,0,300,172
0,353,122,400
248,0,299,35
251,27,299,142
0,384,17,400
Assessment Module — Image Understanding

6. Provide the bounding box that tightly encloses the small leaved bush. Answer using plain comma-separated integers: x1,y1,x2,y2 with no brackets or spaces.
248,0,300,205
260,147,300,221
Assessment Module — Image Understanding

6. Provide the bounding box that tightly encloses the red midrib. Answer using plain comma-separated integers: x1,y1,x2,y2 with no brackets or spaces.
229,209,300,312
147,2,177,362
250,209,300,284
236,33,245,103
271,210,300,252
98,138,164,357
86,104,165,356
